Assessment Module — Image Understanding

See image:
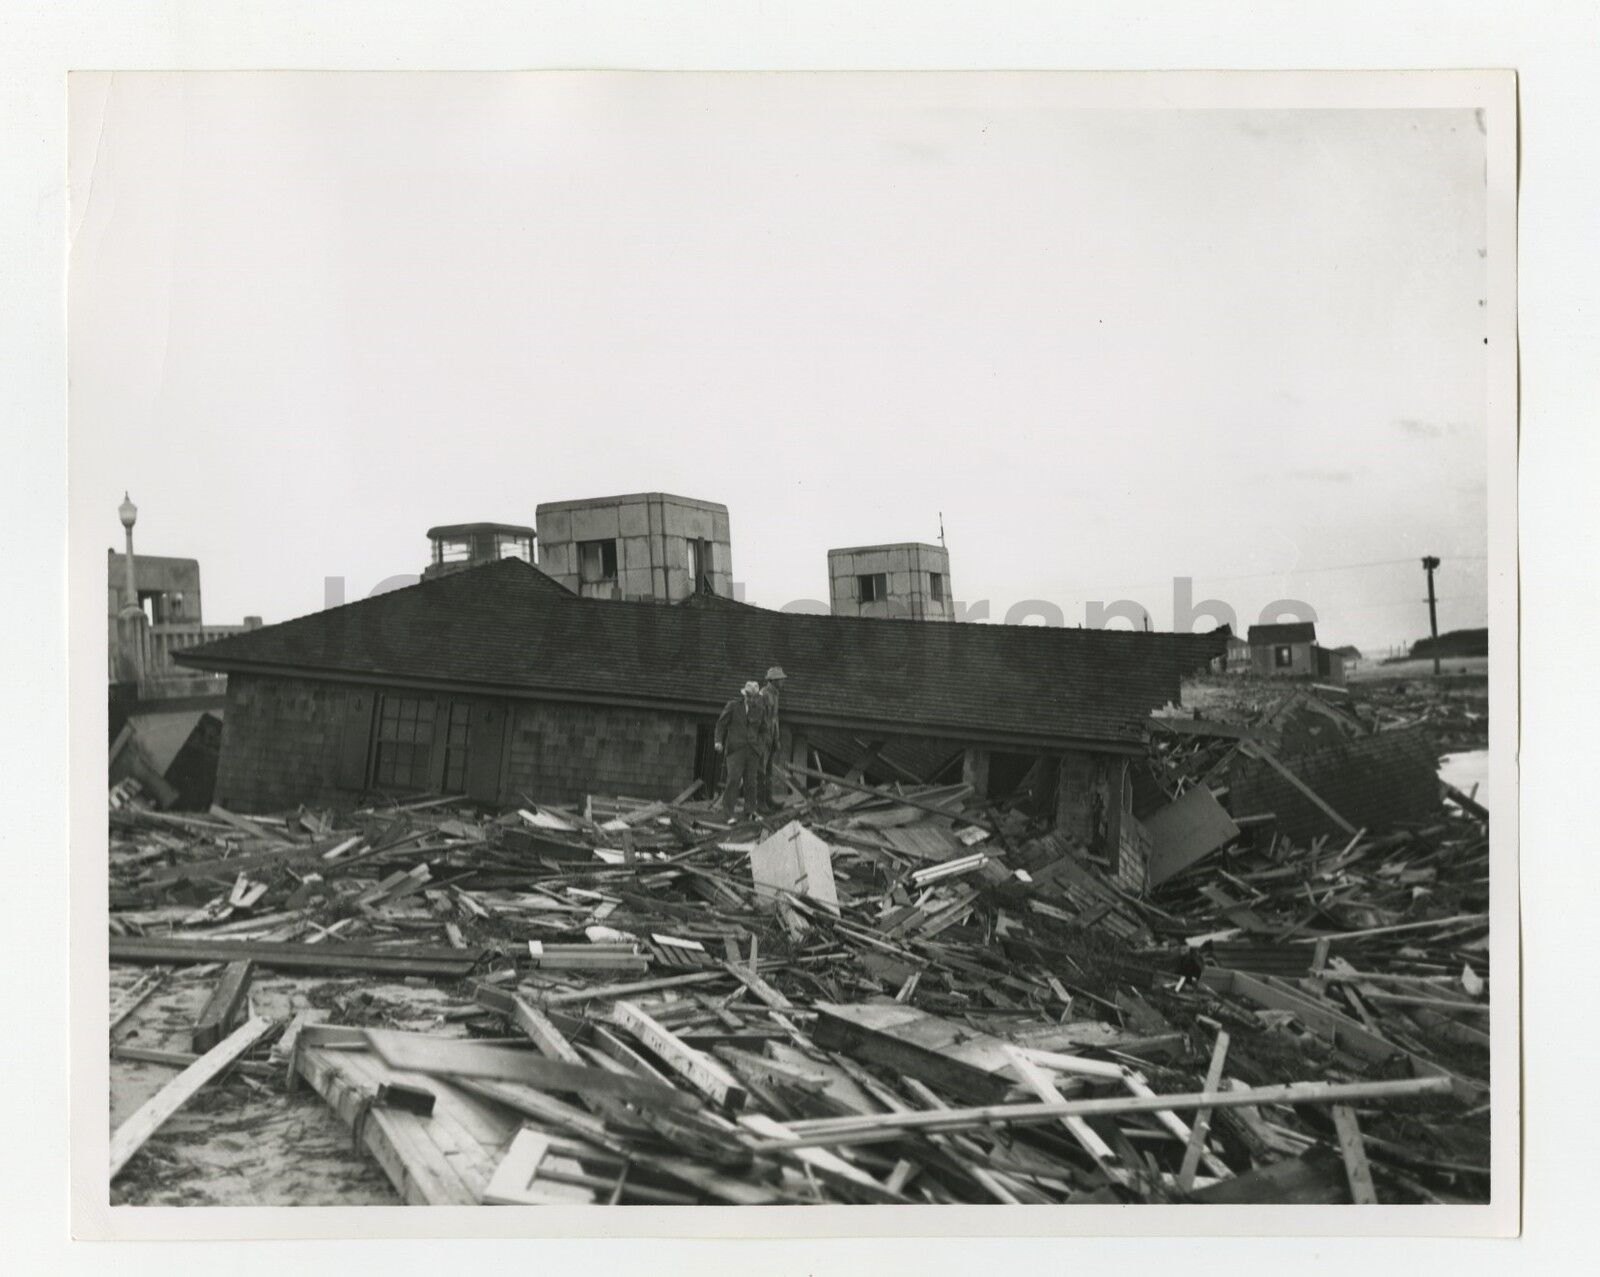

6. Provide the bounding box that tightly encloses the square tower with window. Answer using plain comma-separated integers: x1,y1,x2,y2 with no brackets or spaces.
535,493,732,602
827,542,953,620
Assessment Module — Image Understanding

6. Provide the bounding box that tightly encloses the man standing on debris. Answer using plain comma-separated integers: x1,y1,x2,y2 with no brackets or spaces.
714,680,768,818
757,665,787,812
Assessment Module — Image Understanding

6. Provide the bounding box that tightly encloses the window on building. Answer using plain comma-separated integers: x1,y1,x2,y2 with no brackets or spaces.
928,572,945,603
858,573,888,603
687,538,703,592
578,538,618,584
1274,644,1293,669
440,700,471,792
495,534,533,563
372,695,437,789
434,537,471,566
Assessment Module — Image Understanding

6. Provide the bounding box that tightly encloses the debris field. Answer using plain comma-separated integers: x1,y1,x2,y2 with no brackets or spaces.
108,679,1491,1207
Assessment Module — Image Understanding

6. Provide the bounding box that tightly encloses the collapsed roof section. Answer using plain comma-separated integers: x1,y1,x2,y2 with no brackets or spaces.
178,558,1228,753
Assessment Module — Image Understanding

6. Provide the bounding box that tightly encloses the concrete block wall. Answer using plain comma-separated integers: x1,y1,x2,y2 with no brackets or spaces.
212,672,351,812
536,493,733,602
505,698,700,806
827,542,952,620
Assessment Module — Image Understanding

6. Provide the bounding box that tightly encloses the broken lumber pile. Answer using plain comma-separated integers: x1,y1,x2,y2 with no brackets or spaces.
107,721,1492,1205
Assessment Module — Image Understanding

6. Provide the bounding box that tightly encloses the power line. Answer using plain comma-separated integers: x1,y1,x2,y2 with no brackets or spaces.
1054,554,1489,597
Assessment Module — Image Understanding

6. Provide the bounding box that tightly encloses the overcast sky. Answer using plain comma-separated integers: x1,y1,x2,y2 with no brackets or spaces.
70,74,1489,652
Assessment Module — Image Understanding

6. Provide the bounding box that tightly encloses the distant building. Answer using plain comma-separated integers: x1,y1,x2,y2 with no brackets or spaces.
535,493,732,602
1247,621,1346,684
827,542,952,621
107,550,260,679
424,523,535,580
107,494,260,810
1213,633,1252,674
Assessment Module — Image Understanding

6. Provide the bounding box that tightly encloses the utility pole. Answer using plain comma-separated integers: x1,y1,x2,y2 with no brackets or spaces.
1421,556,1441,676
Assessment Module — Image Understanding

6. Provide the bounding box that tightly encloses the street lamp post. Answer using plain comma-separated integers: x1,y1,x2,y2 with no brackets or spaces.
115,493,149,682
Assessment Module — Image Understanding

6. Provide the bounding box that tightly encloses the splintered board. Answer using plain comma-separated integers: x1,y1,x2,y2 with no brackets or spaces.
811,1002,1022,1104
363,1029,700,1111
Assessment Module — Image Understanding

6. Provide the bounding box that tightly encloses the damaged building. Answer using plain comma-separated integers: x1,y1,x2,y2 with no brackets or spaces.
176,557,1226,849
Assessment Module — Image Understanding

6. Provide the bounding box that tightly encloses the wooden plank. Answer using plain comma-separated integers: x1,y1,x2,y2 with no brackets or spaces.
295,1046,477,1204
812,1002,1020,1104
738,1112,907,1204
190,959,254,1053
141,841,331,888
720,959,794,1010
1177,1030,1230,1191
610,1001,747,1110
1199,967,1482,1097
1330,1104,1379,1204
1003,1046,1122,1173
532,969,731,1008
362,1029,697,1110
1118,1069,1232,1181
334,1049,514,1198
750,1075,1453,1152
109,934,481,978
110,1015,275,1179
481,1129,598,1205
783,763,998,832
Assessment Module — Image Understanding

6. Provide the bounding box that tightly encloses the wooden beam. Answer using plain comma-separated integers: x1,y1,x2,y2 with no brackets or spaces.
362,1028,697,1110
811,1002,1020,1105
110,935,481,979
609,1001,747,1111
110,1015,275,1179
749,1075,1454,1152
1330,1104,1379,1204
1176,1030,1230,1192
782,763,999,832
1199,967,1482,1097
531,968,732,1008
191,959,255,1053
1003,1046,1122,1173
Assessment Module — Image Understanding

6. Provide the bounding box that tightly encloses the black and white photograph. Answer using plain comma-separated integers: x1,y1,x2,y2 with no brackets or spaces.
65,67,1519,1235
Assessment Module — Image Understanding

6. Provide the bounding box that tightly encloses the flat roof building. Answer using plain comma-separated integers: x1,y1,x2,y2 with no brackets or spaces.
828,542,952,621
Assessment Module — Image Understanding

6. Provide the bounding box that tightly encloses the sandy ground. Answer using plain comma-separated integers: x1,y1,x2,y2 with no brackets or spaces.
1346,656,1488,682
108,966,478,1207
1440,749,1491,807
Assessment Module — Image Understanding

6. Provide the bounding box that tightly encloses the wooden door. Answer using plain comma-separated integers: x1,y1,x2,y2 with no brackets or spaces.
465,701,508,803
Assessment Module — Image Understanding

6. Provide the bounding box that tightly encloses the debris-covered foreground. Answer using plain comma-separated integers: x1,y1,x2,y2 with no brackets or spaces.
108,682,1491,1207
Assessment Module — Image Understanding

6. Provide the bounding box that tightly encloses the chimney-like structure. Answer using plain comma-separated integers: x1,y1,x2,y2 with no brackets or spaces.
827,542,953,621
535,493,731,602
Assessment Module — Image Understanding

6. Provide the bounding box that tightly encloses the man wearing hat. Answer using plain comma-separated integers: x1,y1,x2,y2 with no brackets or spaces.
714,680,768,818
757,665,788,812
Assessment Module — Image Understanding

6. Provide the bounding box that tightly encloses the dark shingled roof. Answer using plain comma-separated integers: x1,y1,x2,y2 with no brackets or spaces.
1229,725,1439,840
1248,621,1318,645
177,559,1227,750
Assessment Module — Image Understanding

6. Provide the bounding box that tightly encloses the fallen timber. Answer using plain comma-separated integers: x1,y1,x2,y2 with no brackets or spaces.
107,677,1493,1205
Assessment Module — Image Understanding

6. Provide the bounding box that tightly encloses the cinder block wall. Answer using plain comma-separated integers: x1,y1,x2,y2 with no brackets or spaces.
505,699,702,805
535,493,733,602
827,542,953,620
213,672,350,812
214,673,707,812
